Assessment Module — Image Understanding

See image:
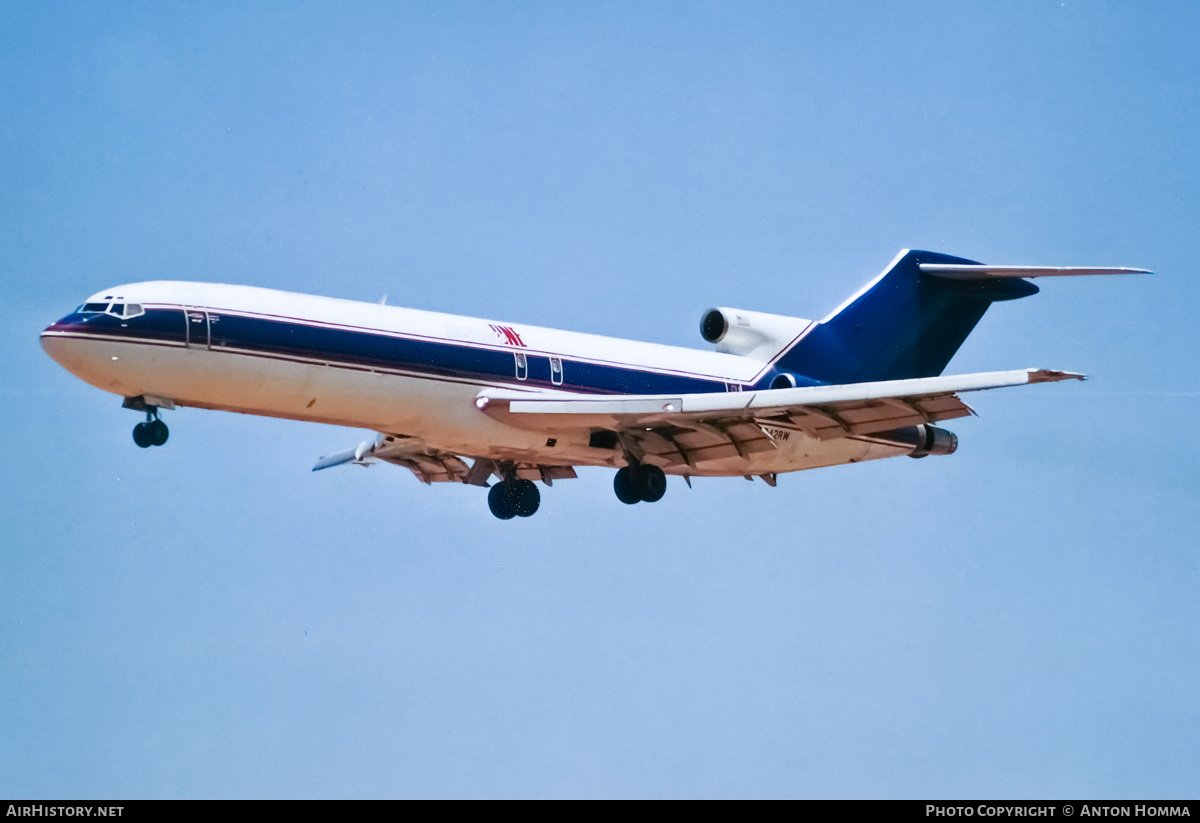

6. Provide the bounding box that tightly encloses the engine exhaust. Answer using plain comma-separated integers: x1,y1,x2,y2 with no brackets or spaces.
869,424,958,458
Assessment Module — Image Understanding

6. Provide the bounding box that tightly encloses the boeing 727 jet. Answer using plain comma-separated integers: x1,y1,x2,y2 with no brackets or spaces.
41,250,1146,519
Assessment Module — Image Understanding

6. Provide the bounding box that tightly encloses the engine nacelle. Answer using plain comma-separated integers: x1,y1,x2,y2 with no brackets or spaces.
699,307,813,360
908,424,958,458
870,424,959,458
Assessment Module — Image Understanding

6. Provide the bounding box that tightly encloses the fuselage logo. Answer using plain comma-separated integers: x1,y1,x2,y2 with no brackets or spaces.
489,324,526,347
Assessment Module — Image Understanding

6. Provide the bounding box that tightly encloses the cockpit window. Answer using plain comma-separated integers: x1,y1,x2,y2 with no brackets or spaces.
77,301,144,318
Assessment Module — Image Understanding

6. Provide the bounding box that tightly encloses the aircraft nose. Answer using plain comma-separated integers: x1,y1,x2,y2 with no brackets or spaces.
40,310,88,362
42,311,84,337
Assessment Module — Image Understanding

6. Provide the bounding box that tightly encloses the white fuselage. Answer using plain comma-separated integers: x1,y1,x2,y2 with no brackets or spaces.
42,281,913,476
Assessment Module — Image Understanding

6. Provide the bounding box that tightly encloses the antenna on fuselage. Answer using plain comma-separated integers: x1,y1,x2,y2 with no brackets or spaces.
379,294,388,305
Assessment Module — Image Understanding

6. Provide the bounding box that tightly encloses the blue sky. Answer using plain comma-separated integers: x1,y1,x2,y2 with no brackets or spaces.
3,1,1198,798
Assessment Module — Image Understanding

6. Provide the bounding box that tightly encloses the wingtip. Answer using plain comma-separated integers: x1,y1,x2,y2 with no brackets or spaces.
1027,369,1087,384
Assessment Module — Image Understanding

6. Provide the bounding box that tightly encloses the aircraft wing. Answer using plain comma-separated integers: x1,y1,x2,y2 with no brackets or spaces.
477,368,1083,470
312,433,577,486
479,368,1082,434
313,434,478,483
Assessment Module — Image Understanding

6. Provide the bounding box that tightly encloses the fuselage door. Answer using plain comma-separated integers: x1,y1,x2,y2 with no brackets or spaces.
185,307,210,350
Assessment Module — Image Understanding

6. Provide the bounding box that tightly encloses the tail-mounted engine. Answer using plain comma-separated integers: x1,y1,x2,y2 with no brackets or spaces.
699,307,813,360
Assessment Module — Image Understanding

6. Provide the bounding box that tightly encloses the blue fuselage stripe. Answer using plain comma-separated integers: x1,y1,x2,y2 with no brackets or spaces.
46,308,742,396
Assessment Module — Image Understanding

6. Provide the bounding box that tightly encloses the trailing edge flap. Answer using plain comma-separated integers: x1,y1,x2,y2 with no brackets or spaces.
920,264,1151,280
477,369,1085,439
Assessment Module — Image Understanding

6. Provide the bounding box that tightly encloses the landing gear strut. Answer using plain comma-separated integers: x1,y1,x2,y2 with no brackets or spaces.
132,409,169,448
614,463,667,504
487,473,541,519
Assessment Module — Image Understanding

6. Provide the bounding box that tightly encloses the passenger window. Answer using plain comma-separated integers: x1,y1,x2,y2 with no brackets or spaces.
550,357,564,386
514,352,528,381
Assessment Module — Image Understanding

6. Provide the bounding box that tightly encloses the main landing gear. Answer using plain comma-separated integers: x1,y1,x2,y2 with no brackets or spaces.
483,461,666,520
613,463,667,505
132,409,169,448
487,477,541,520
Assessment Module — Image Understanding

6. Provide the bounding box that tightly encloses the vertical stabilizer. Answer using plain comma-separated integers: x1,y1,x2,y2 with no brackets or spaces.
774,250,1039,385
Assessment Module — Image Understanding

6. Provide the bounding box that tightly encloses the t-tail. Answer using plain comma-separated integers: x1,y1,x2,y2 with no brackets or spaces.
771,249,1148,386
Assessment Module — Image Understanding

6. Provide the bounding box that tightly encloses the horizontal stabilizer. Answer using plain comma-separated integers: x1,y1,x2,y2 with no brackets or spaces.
920,264,1151,279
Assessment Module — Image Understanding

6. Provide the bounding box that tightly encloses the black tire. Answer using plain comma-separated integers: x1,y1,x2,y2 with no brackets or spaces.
488,482,517,520
636,464,667,502
512,479,540,517
132,422,153,448
613,466,641,504
148,419,169,446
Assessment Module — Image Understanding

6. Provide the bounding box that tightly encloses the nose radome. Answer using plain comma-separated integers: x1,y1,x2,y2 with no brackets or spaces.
41,314,82,364
41,321,67,359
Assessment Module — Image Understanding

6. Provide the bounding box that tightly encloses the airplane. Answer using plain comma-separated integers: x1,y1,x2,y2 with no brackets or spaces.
40,249,1147,519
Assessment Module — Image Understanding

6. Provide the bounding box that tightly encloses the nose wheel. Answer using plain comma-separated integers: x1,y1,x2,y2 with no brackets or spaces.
132,410,169,448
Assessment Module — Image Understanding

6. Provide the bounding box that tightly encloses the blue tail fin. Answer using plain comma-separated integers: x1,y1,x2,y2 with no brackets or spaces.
775,250,1039,385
